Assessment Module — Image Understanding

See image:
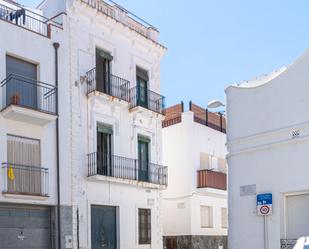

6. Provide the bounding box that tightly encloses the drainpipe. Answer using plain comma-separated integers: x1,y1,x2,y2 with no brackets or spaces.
53,42,61,249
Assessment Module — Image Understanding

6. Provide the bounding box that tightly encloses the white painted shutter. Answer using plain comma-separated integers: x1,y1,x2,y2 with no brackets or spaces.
221,208,228,228
200,206,213,228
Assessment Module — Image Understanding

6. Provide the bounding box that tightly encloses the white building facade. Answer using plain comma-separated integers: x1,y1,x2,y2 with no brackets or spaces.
40,1,168,249
162,102,228,249
226,50,309,249
0,0,72,248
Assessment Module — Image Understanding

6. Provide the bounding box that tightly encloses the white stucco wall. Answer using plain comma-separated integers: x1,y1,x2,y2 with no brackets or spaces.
226,50,309,249
0,10,70,206
162,111,227,237
40,0,167,248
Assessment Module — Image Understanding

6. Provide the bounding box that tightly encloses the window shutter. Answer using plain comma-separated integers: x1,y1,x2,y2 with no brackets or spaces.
218,158,227,173
221,208,228,228
7,135,40,166
200,152,210,169
200,206,213,228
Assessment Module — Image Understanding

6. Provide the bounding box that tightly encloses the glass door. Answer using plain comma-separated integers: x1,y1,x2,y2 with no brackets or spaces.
137,77,148,108
96,50,111,95
97,126,112,176
138,138,149,182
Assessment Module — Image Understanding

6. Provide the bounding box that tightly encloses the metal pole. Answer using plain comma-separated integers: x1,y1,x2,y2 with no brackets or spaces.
53,42,61,249
264,215,268,249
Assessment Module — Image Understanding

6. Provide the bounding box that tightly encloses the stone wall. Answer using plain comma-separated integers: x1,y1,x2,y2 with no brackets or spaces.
163,235,228,249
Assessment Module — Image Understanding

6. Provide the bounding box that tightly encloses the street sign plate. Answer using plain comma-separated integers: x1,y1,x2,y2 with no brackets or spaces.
257,193,272,216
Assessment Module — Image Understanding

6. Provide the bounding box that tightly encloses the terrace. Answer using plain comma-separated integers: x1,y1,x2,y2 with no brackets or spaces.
0,0,62,37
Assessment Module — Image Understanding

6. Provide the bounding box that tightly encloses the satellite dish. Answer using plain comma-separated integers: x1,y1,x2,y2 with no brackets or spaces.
207,100,225,109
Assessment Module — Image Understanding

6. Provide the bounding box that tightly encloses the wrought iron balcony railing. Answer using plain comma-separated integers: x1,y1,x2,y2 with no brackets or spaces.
197,169,227,190
130,86,165,114
87,152,168,185
0,1,59,37
1,74,57,115
2,163,49,196
86,67,130,102
281,239,297,249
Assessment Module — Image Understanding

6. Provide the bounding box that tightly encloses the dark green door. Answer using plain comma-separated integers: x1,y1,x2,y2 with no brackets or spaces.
138,139,149,182
137,77,148,108
97,126,112,176
96,50,111,94
91,206,117,249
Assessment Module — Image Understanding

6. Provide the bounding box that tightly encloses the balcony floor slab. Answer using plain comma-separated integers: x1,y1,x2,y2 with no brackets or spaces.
88,174,167,190
1,104,57,126
2,192,49,201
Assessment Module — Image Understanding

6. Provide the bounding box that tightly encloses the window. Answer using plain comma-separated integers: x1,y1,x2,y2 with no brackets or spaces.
138,208,151,244
136,67,148,108
221,208,228,228
7,135,41,166
200,206,213,228
6,135,42,194
6,55,38,108
96,48,112,94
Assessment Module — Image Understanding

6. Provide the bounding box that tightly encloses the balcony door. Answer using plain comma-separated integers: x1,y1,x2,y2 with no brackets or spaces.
136,67,148,108
96,49,112,95
138,136,150,182
7,135,41,195
6,55,37,109
97,123,112,176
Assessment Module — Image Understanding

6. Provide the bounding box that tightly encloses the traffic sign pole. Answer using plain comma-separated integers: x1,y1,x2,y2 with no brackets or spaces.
264,215,268,249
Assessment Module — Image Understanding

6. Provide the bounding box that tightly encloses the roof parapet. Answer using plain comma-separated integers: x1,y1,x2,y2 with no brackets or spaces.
81,0,161,45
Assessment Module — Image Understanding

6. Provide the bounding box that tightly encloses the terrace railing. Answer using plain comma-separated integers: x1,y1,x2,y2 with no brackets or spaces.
0,1,61,37
87,152,168,185
1,74,57,115
189,101,226,133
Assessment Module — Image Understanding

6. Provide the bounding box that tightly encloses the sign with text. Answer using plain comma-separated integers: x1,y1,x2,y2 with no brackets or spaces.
257,193,273,216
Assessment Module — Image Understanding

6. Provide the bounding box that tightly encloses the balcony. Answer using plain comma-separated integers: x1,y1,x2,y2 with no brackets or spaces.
0,74,57,125
129,86,165,115
86,67,130,102
87,152,168,186
0,1,58,38
2,163,49,197
197,169,227,190
280,239,297,249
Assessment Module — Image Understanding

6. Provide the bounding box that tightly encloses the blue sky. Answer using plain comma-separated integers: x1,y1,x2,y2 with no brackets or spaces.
23,0,309,108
